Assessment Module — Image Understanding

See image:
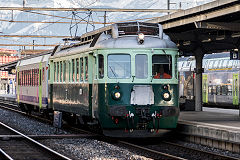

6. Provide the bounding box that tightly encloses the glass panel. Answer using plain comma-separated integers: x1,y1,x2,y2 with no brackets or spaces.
57,62,59,82
108,54,131,79
85,57,88,81
76,58,79,82
68,62,71,82
228,85,232,96
98,55,104,79
228,60,233,68
216,85,221,95
213,60,218,69
63,61,66,82
208,60,214,69
152,55,172,79
222,60,228,68
72,59,75,82
60,62,62,82
222,85,227,95
80,58,84,81
135,54,148,79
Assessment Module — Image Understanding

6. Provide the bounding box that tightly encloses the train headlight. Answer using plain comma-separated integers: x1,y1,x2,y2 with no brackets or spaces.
162,92,171,101
137,33,144,44
115,92,121,99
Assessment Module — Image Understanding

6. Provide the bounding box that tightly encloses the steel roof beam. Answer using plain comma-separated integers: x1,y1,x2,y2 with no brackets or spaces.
195,22,240,32
0,7,179,12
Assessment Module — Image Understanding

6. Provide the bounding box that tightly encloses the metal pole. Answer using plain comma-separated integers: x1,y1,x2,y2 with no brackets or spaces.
104,11,106,27
167,0,170,14
33,40,35,50
194,48,204,111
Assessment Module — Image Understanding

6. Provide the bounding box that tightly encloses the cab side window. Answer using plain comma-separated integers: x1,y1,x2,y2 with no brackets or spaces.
85,57,88,81
152,55,172,79
98,55,104,79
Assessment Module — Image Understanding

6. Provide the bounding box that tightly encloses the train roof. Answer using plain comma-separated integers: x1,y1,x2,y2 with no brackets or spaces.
17,51,51,67
52,22,177,58
203,52,229,59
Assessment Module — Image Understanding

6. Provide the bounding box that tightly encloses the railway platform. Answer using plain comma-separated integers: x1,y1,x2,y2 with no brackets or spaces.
177,107,240,153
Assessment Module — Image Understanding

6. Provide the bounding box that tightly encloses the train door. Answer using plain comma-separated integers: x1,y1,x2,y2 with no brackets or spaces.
233,73,239,106
202,74,208,103
39,62,42,109
16,67,20,103
91,54,98,119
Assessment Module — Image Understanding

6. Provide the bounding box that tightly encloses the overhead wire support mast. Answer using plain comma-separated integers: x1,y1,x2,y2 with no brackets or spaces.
0,7,180,12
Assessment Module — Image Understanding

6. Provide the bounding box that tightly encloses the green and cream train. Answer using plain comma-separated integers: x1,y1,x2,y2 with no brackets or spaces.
17,22,179,137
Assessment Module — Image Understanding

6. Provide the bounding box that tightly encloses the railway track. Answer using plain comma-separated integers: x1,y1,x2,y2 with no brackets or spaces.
161,141,240,160
126,139,240,160
0,121,71,160
0,97,239,160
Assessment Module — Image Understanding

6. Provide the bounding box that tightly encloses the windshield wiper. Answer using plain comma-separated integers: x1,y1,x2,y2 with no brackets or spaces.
109,66,118,83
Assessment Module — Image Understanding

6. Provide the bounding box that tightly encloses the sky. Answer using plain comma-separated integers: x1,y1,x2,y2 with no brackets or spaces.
0,0,214,51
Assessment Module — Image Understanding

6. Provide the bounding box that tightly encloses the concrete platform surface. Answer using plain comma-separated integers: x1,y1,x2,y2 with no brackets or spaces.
179,107,240,129
177,107,240,152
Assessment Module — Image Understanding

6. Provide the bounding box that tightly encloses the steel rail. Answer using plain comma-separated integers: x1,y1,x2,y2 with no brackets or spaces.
0,148,13,160
0,121,71,160
162,141,240,160
119,141,187,160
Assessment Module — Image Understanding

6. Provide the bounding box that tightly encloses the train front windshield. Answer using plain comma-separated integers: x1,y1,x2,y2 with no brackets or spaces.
108,54,131,79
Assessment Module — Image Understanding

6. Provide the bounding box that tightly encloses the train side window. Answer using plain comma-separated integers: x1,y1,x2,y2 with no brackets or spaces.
29,70,31,86
22,71,24,86
222,85,227,95
152,55,172,79
33,69,35,86
36,69,38,86
212,85,216,95
25,70,27,86
227,85,232,96
228,60,233,68
222,60,228,68
80,58,84,81
85,57,88,81
63,61,66,82
68,61,71,82
34,69,37,86
25,70,28,86
72,59,75,82
28,70,30,86
98,55,104,79
26,70,28,86
76,58,79,82
216,85,221,95
57,62,59,82
208,60,214,69
212,61,218,69
30,69,32,86
208,86,212,95
36,69,38,85
135,54,148,79
59,61,62,82
54,62,56,82
21,71,23,86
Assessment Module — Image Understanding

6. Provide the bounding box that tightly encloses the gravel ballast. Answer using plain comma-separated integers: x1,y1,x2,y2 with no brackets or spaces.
1,107,239,159
0,108,151,160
